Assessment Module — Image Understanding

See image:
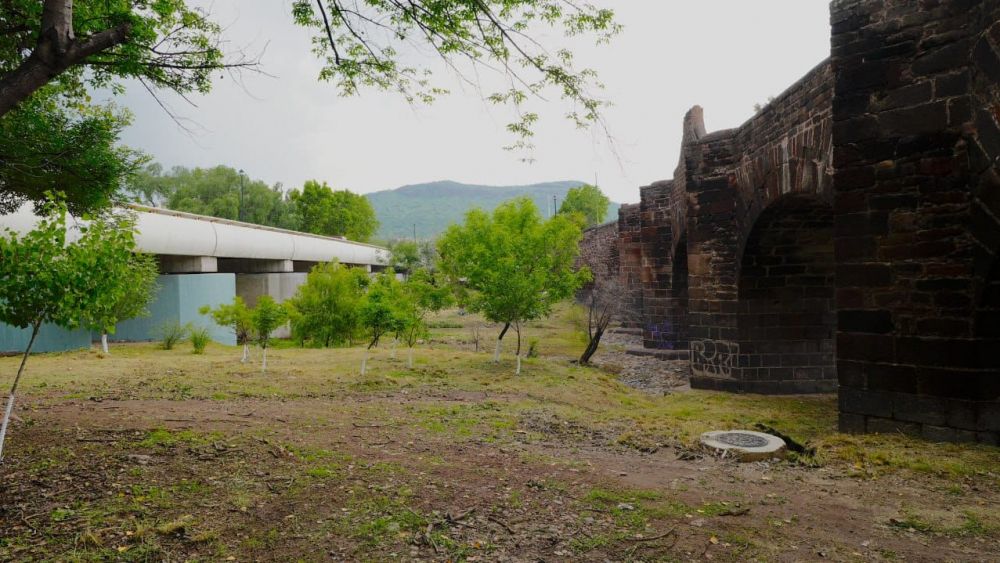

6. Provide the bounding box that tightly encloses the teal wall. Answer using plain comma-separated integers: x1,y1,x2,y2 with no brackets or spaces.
0,322,91,354
115,274,237,346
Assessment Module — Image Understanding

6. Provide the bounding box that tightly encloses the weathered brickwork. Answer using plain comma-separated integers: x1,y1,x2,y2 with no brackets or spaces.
577,220,619,294
575,0,999,443
831,0,1000,444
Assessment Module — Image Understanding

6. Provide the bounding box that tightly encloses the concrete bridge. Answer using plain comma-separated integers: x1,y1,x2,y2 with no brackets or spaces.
580,0,1000,444
0,204,388,352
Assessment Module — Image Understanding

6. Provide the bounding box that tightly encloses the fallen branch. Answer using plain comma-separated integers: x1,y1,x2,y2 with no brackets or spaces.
487,515,514,534
754,423,816,456
627,527,676,542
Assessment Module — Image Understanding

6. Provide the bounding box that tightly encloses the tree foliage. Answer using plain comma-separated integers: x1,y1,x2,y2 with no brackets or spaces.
0,197,144,460
289,180,378,242
251,295,289,373
437,197,588,354
396,269,453,348
287,262,369,347
0,88,146,215
83,250,160,340
559,184,610,227
200,296,254,361
0,0,248,118
359,270,406,349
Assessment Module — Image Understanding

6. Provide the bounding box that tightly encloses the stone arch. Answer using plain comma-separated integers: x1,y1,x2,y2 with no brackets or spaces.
735,194,837,393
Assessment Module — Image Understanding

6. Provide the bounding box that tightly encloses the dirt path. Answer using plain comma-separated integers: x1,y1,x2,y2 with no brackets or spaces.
4,394,996,562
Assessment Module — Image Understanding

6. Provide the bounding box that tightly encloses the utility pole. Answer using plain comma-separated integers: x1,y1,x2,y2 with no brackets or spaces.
413,223,417,242
553,194,558,218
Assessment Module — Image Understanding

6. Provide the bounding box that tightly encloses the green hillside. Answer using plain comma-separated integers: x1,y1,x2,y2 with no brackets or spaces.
367,180,620,240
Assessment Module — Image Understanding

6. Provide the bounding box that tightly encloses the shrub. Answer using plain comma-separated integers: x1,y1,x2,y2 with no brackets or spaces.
158,321,188,350
189,326,211,354
526,338,540,358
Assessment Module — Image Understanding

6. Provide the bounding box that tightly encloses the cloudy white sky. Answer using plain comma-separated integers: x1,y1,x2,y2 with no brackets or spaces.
109,1,832,204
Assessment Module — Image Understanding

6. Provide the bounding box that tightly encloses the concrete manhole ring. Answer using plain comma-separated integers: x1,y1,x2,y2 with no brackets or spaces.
699,430,786,461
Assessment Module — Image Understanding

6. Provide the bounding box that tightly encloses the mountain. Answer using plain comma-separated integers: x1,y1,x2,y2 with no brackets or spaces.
366,180,620,240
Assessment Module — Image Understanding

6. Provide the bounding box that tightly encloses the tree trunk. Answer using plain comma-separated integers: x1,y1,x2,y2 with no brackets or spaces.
579,328,605,365
516,354,521,375
261,346,268,373
0,320,41,463
407,348,414,369
391,338,397,359
0,2,131,118
515,322,522,357
361,351,368,376
493,322,511,363
241,343,249,363
101,332,109,355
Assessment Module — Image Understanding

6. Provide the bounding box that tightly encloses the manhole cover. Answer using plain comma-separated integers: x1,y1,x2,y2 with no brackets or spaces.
715,432,769,448
699,430,786,462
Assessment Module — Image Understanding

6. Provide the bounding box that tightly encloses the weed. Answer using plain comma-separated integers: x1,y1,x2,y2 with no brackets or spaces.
157,321,188,350
189,326,211,354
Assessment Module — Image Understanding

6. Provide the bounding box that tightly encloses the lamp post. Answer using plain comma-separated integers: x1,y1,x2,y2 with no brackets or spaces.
238,169,246,222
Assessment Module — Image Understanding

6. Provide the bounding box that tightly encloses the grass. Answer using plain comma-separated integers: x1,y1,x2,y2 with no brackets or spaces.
2,304,999,561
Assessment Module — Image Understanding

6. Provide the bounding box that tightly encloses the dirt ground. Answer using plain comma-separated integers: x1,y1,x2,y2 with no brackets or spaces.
1,311,998,562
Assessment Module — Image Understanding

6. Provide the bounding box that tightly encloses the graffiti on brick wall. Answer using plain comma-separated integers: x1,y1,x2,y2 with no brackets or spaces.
691,340,739,379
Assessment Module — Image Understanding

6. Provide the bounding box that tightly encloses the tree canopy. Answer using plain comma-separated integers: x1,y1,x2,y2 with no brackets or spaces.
287,262,370,347
559,184,611,227
437,197,588,357
289,181,378,242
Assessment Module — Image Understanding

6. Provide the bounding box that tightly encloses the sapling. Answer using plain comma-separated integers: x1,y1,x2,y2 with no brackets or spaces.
0,200,140,462
201,297,254,363
251,296,288,373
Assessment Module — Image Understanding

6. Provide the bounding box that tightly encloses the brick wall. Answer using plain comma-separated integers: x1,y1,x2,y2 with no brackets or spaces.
618,204,644,326
831,0,1000,444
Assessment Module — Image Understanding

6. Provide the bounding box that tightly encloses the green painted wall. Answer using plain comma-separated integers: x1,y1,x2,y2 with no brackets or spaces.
0,322,91,354
115,274,237,346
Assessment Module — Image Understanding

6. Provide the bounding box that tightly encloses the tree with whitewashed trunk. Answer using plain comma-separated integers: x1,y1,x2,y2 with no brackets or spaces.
201,297,255,363
437,197,589,366
396,269,454,368
0,198,140,462
85,251,159,355
251,296,288,373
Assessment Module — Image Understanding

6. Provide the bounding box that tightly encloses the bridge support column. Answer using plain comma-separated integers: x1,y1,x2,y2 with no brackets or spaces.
159,256,218,274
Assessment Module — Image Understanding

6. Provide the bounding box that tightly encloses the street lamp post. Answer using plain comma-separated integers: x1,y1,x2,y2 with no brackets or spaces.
238,169,246,222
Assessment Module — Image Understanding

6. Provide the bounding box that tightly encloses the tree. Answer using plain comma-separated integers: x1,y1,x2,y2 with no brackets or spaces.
0,87,146,215
438,197,588,363
388,240,422,277
0,0,249,118
146,165,298,229
0,1,615,154
251,296,289,373
84,251,160,355
578,277,623,364
359,271,405,350
0,198,142,461
559,184,611,228
201,297,255,363
396,269,454,367
286,262,369,347
289,181,379,242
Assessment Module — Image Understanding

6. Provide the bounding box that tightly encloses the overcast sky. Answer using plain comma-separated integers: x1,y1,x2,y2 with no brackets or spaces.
109,1,832,204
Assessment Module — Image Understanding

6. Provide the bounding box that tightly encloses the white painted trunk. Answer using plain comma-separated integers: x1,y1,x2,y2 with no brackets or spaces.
241,344,249,363
516,355,522,375
493,338,502,363
361,352,368,376
407,348,414,369
0,393,15,462
391,338,397,359
101,333,109,355
261,348,268,373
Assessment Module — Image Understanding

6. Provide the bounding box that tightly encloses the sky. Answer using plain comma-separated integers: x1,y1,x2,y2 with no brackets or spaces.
109,1,832,205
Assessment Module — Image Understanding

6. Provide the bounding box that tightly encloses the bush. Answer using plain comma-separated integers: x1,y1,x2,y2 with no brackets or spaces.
526,338,540,358
157,321,188,350
189,326,211,354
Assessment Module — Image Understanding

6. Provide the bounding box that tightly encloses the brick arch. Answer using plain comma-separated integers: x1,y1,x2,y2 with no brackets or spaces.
736,194,836,393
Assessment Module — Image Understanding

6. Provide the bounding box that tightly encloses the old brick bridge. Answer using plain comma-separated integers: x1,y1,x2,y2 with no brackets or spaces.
579,0,1000,444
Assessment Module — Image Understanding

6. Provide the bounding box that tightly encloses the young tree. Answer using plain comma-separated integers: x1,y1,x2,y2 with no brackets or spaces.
396,269,454,367
286,262,369,347
0,199,142,461
85,251,160,355
201,297,255,363
579,277,623,364
438,197,589,364
559,184,611,227
359,272,405,351
251,296,289,373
